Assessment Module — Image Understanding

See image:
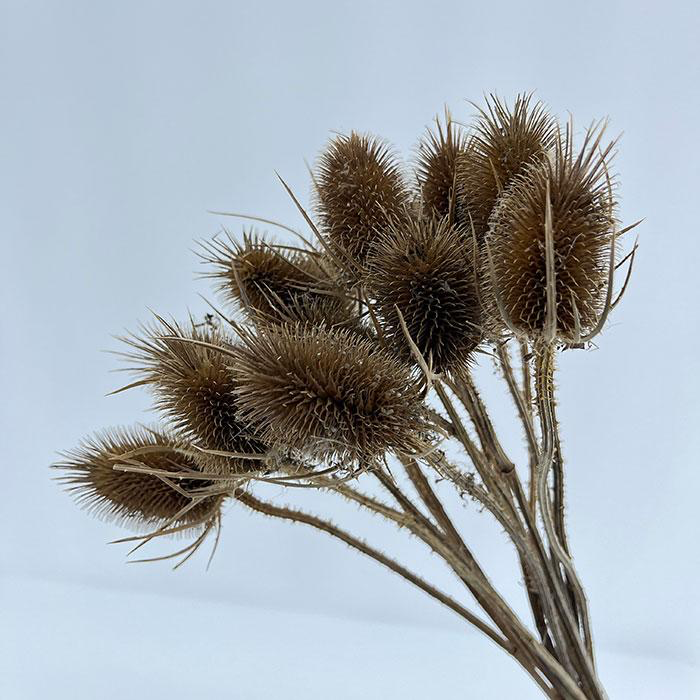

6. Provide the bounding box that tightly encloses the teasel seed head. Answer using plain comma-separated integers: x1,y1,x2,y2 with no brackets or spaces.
231,324,430,463
315,132,410,269
458,93,558,239
120,319,267,473
199,232,351,326
483,122,619,343
365,216,482,375
54,426,223,531
416,110,469,220
254,293,365,336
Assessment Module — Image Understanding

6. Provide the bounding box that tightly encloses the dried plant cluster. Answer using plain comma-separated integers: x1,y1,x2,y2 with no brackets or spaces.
55,93,639,699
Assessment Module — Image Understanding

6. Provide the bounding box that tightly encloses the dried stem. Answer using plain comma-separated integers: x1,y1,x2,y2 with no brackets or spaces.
232,488,505,648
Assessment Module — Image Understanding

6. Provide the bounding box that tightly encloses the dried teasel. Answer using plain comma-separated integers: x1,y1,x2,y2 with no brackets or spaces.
483,122,620,343
260,293,365,335
199,231,351,326
54,93,642,695
365,216,482,375
315,132,410,268
416,110,469,220
54,426,223,532
230,324,430,463
458,93,558,240
119,319,267,473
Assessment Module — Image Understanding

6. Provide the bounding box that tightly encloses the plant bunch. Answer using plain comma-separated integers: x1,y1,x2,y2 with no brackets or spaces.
56,93,639,699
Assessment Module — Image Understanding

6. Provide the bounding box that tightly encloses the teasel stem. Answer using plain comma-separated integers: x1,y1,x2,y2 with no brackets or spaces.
433,381,524,537
534,344,604,697
436,365,602,696
444,373,516,474
519,340,538,512
395,448,578,698
237,487,581,697
447,361,555,654
400,456,467,547
367,463,588,699
232,489,503,644
374,460,534,666
494,341,542,522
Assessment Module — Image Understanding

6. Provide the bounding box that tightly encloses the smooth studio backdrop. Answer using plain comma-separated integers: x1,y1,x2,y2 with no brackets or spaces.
1,1,698,697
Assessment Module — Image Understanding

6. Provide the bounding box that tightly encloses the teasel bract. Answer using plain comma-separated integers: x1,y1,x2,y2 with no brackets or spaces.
364,215,482,375
483,122,619,344
54,426,223,532
315,132,409,270
457,93,557,241
230,323,431,464
119,319,268,474
416,110,469,220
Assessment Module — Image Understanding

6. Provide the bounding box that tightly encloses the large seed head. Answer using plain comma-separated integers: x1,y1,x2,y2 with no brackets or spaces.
484,124,618,342
416,111,468,219
365,216,482,374
315,132,409,267
54,426,223,531
458,94,557,239
231,324,429,463
121,320,267,473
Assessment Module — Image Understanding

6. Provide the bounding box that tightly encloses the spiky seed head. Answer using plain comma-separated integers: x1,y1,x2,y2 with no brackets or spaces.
315,132,409,267
121,320,267,473
457,94,558,239
231,324,429,463
484,124,618,342
255,293,364,335
416,111,469,219
365,216,482,374
199,232,350,325
54,426,223,530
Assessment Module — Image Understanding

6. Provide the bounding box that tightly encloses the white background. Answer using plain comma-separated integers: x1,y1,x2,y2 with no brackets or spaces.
1,1,698,697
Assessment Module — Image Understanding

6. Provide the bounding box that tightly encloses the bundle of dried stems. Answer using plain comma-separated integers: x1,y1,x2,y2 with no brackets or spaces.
55,93,640,699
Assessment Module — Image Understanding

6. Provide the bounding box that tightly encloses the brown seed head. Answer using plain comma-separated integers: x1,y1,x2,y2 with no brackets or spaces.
365,216,482,374
200,232,348,325
484,123,618,342
315,132,409,267
54,426,223,531
255,293,364,335
458,94,557,239
231,324,429,463
121,320,267,473
416,110,469,219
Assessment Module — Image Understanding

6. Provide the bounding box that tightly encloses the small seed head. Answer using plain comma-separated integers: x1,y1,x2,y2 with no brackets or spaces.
315,132,409,267
121,320,267,473
416,111,468,220
200,232,348,325
54,426,223,531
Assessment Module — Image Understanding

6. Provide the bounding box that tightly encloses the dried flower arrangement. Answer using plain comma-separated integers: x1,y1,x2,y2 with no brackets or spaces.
55,93,639,699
